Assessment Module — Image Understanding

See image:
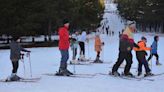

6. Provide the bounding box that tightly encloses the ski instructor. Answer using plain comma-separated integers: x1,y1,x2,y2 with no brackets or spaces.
111,21,139,76
56,19,73,76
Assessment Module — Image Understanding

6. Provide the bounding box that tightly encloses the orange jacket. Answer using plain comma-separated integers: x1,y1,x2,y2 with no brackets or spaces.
95,36,102,52
133,41,151,51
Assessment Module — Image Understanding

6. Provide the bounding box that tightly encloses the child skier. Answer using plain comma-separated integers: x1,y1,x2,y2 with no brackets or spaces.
134,37,153,76
70,31,79,64
94,33,104,63
147,36,162,65
78,30,88,61
7,37,31,81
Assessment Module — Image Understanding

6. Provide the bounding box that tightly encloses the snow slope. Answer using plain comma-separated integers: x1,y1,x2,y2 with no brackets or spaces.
0,33,164,92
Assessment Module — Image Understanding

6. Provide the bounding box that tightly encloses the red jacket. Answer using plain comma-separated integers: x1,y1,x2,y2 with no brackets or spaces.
58,26,70,50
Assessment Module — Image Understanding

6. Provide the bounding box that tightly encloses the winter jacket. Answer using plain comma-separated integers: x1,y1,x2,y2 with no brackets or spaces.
119,34,137,52
151,41,158,54
10,41,29,62
94,36,102,52
133,40,151,61
58,26,70,50
78,31,87,42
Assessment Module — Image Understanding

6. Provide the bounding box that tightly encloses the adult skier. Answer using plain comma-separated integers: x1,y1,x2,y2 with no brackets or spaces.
78,30,88,61
56,19,73,76
111,22,139,76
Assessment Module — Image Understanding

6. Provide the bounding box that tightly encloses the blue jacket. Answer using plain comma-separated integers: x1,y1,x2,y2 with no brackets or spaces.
151,41,158,54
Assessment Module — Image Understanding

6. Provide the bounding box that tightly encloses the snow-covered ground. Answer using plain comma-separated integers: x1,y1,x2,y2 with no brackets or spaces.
0,33,164,92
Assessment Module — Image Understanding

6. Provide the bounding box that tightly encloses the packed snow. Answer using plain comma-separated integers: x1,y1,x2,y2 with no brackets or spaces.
0,32,164,92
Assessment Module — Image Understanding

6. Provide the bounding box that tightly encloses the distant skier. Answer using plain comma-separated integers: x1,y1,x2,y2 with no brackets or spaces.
147,35,162,65
93,33,104,63
134,37,153,76
70,31,79,64
111,21,139,76
56,19,73,76
7,37,31,81
78,30,88,61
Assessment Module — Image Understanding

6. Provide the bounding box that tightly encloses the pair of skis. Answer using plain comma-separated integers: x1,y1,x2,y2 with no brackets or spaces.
43,73,96,78
0,77,41,83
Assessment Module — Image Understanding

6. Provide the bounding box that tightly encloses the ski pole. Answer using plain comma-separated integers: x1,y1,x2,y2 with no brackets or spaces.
28,53,33,77
73,48,76,74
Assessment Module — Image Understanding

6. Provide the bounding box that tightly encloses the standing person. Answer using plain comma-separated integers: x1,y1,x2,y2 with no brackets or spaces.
134,37,153,76
93,33,104,63
56,19,73,76
147,36,162,65
78,30,87,61
111,22,139,76
7,37,30,81
70,31,79,64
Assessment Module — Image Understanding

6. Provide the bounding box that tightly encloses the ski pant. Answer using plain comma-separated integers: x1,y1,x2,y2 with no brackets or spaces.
137,59,151,73
72,48,77,60
96,51,100,58
79,42,85,56
147,53,159,62
12,61,19,73
60,50,69,70
112,52,133,74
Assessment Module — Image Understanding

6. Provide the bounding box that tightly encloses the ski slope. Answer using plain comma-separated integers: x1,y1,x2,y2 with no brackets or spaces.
0,33,164,92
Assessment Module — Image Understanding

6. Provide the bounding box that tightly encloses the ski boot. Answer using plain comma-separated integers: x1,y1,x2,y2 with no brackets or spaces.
55,69,71,76
111,71,120,76
70,60,79,64
6,73,21,82
137,72,142,76
124,72,134,77
144,72,154,77
156,61,162,66
66,69,73,75
93,57,103,63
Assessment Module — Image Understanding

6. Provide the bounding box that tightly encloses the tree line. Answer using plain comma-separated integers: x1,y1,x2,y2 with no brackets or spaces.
116,0,164,33
0,0,104,39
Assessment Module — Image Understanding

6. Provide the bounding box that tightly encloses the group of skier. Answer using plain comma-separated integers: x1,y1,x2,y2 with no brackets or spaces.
5,19,162,81
112,21,161,77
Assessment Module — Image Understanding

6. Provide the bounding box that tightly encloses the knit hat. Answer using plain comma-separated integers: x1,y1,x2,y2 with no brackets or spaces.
63,19,69,25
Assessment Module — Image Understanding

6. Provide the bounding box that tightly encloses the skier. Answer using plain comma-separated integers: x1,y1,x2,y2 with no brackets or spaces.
111,21,139,76
56,19,73,76
70,31,79,64
93,33,104,63
7,37,31,81
134,37,153,76
147,35,162,65
78,30,88,61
